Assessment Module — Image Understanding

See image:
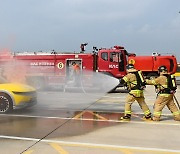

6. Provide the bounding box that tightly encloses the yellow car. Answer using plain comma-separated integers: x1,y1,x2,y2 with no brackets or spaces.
0,78,37,113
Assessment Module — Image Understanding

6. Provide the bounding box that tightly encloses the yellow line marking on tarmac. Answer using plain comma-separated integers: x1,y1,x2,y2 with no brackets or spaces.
118,149,133,154
0,113,179,125
73,111,85,119
1,135,180,153
92,112,108,120
74,111,108,120
72,118,180,126
50,141,180,154
56,143,179,154
22,150,34,154
49,143,69,154
57,142,135,153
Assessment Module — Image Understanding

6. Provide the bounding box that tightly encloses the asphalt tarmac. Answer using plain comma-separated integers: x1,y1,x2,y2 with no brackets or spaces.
0,86,180,154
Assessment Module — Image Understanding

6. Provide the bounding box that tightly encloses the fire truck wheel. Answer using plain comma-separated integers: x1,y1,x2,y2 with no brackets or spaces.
0,93,13,113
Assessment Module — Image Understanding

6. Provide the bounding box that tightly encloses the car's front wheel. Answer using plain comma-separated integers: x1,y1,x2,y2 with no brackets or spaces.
0,93,13,113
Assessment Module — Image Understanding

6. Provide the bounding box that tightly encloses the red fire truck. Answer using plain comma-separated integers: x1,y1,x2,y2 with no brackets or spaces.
0,46,177,90
128,52,177,77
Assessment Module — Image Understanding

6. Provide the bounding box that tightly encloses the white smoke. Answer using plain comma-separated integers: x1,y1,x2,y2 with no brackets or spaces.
0,49,119,113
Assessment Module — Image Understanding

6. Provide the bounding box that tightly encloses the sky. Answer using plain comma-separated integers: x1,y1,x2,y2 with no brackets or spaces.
0,0,180,61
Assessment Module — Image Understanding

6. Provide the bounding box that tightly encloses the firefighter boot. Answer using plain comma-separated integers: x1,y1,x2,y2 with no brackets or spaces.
152,116,160,121
173,111,180,121
142,113,152,121
174,116,180,121
119,114,131,121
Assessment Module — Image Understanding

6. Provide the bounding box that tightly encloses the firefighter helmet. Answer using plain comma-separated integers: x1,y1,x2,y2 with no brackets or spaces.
126,64,134,70
158,65,168,73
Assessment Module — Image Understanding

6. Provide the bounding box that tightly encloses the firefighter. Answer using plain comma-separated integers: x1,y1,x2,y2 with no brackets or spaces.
120,64,152,121
72,62,81,86
146,65,180,121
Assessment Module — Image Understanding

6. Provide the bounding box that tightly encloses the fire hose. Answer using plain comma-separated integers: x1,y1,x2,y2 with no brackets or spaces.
173,95,180,110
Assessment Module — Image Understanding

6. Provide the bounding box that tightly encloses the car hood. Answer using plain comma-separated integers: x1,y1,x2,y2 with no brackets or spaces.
0,83,36,92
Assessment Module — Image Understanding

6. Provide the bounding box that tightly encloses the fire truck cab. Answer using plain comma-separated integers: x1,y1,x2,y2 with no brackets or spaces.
97,46,128,78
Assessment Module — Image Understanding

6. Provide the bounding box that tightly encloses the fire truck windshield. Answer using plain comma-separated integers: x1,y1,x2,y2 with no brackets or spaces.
110,52,121,63
109,52,125,71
